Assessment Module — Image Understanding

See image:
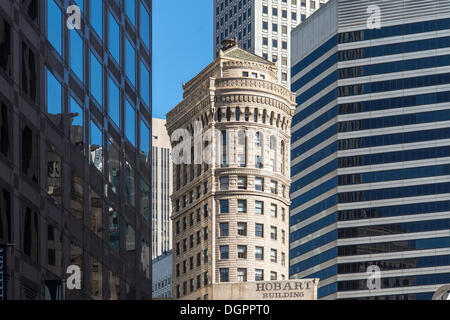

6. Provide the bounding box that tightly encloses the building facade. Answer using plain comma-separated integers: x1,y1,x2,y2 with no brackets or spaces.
0,0,152,299
290,0,450,300
214,0,329,86
166,40,295,300
152,118,172,259
152,250,172,298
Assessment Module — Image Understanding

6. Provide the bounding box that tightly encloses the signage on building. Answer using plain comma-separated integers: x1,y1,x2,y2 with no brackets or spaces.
210,279,319,300
0,245,7,300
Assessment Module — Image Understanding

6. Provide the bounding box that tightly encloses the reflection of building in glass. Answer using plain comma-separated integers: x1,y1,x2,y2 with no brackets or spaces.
152,250,172,299
152,118,173,259
0,0,152,299
289,0,450,300
166,40,295,300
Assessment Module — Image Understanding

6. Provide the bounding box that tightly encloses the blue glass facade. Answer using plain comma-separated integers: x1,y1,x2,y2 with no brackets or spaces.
290,13,450,299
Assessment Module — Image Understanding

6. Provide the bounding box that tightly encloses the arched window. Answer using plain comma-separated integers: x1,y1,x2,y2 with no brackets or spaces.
237,130,247,167
270,135,277,172
262,109,267,124
226,107,231,121
281,140,286,175
221,130,228,167
255,132,261,147
270,111,274,126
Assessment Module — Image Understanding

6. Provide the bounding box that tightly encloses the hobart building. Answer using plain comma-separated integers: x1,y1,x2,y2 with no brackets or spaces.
166,39,296,300
0,0,152,299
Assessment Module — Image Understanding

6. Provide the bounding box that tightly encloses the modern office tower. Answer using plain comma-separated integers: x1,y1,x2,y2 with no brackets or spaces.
152,250,172,298
214,0,329,86
290,0,450,300
166,40,295,300
0,0,152,299
152,118,172,259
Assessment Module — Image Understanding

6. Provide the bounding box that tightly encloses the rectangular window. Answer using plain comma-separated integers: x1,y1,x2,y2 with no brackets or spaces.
255,177,263,191
271,271,277,280
125,99,136,146
21,124,39,183
46,69,62,125
255,155,262,168
47,144,62,205
47,0,62,54
281,252,286,266
282,25,287,35
196,230,201,244
108,12,120,64
70,30,83,81
125,37,136,86
0,186,11,242
125,159,136,206
282,230,286,243
263,37,268,46
204,227,208,240
220,200,229,213
292,11,297,21
237,222,247,236
255,246,264,260
282,41,287,50
204,249,209,263
237,176,247,189
109,209,119,251
237,268,247,282
140,60,150,108
255,223,264,237
90,190,103,237
271,226,277,240
220,222,229,237
0,16,10,76
237,245,247,259
237,200,247,213
282,9,287,19
108,76,120,127
220,177,229,190
140,120,150,163
272,23,278,33
255,269,264,281
263,21,268,30
255,201,264,215
22,205,38,262
220,245,229,259
69,171,84,222
125,0,136,25
90,52,103,106
271,249,277,262
140,179,150,220
220,268,229,282
0,101,10,158
270,203,277,217
140,2,150,49
190,235,194,248
90,0,103,39
270,181,277,194
272,39,278,48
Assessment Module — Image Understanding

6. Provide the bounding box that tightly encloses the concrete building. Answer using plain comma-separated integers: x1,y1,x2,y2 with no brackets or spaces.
152,118,172,259
214,0,329,86
166,39,296,300
290,0,450,300
0,0,152,299
152,250,172,299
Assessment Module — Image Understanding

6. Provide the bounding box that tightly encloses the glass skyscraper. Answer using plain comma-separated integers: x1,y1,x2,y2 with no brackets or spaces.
290,0,450,299
0,0,152,299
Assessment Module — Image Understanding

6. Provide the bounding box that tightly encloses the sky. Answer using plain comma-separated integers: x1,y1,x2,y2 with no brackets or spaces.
152,1,213,120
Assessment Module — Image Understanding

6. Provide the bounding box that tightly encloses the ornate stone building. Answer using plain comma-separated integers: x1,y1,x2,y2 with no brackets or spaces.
166,40,296,300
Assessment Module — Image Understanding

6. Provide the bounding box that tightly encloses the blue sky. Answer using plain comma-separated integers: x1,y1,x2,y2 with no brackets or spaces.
152,1,213,120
